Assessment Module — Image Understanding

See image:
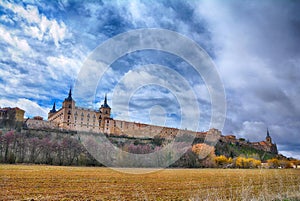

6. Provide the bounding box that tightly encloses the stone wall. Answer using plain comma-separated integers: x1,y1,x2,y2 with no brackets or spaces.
25,119,59,130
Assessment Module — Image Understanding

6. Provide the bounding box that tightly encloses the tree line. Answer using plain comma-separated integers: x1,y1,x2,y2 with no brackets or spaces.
0,130,98,166
0,130,299,168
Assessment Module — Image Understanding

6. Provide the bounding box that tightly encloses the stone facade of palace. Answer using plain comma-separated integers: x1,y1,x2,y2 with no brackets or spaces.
44,89,278,154
47,89,111,133
45,89,212,139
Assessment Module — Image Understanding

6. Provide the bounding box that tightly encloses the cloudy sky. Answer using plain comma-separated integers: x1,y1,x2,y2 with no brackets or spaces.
0,0,299,158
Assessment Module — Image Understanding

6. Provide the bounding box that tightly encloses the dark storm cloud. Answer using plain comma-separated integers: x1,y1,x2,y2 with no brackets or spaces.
195,1,300,157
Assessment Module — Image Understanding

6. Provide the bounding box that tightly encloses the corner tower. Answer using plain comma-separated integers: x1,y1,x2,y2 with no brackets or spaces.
266,128,272,144
62,88,76,129
48,102,56,119
265,128,278,154
63,88,75,109
99,94,111,130
100,94,111,119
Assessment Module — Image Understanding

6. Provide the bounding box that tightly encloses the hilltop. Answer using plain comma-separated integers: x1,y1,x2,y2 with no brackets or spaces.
0,124,293,168
1,102,298,168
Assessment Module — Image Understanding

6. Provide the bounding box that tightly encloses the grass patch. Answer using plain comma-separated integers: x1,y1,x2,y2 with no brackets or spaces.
1,164,300,200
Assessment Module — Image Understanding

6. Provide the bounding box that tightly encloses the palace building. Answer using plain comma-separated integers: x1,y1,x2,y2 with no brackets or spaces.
48,89,112,133
45,89,278,154
47,89,214,138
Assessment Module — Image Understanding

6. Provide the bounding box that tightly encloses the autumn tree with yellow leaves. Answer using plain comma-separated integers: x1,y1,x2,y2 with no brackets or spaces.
214,155,233,168
234,157,261,168
192,143,216,168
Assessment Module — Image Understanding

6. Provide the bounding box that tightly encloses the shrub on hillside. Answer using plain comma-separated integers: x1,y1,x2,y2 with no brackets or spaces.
234,157,261,168
267,158,280,168
214,155,232,168
192,143,216,168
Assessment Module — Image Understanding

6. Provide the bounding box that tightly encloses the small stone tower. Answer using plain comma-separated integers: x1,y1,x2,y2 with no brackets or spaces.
266,128,272,144
265,128,278,154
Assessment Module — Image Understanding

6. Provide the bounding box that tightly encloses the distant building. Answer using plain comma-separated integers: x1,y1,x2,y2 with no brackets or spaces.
33,116,43,120
224,135,236,141
221,129,278,155
251,129,278,154
0,107,25,129
265,128,272,144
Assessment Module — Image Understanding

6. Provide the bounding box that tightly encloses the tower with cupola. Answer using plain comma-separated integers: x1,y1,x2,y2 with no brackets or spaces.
62,88,75,129
48,102,56,119
266,128,272,144
99,94,111,129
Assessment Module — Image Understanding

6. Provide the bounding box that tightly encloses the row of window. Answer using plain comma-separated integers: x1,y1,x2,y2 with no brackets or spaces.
49,112,63,121
73,111,97,118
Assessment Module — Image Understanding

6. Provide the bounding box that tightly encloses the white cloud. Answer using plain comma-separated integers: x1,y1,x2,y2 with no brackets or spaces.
125,0,171,28
46,55,81,80
0,98,48,119
128,1,144,21
48,19,67,47
0,2,40,24
1,1,70,48
193,84,210,103
109,65,201,130
0,15,15,24
0,26,31,52
18,4,40,24
24,26,43,40
38,15,69,48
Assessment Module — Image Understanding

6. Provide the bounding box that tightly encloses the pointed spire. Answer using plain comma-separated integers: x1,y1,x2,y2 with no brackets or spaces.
101,93,110,108
68,88,72,99
65,87,73,101
50,102,56,113
267,128,270,137
104,93,107,105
